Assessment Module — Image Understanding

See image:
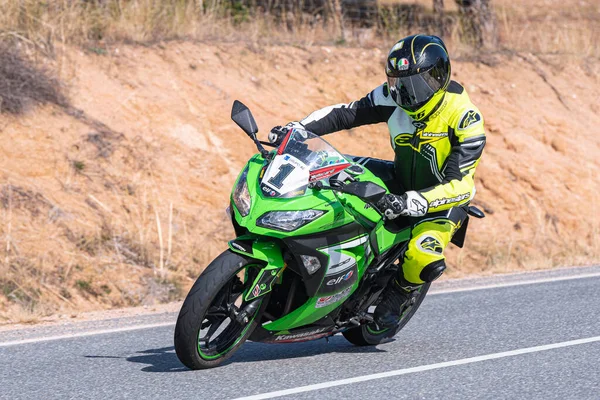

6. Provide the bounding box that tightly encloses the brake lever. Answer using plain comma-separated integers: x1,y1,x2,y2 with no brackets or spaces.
329,178,344,188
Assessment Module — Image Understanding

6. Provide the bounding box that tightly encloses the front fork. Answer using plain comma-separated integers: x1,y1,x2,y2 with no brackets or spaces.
227,235,286,302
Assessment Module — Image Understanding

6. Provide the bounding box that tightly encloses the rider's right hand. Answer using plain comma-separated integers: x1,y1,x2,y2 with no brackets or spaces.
268,125,288,145
268,122,305,145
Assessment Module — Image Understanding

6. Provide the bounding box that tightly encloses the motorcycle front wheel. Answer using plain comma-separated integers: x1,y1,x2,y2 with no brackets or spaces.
174,250,267,369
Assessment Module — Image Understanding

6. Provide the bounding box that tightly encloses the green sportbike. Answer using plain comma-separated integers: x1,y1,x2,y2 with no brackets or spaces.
174,101,484,369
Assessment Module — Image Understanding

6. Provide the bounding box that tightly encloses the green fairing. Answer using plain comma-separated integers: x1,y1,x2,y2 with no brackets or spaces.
232,154,385,234
228,147,410,332
243,265,281,301
227,237,285,301
228,237,285,265
371,220,412,255
263,281,361,331
264,235,370,330
229,231,372,330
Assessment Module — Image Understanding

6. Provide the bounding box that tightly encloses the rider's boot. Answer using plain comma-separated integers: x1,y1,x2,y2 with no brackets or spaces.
374,276,421,329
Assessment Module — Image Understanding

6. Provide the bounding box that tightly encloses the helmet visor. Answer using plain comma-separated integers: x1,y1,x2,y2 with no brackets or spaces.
387,69,443,111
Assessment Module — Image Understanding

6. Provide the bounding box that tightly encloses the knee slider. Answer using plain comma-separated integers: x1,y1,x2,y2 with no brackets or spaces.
419,260,446,282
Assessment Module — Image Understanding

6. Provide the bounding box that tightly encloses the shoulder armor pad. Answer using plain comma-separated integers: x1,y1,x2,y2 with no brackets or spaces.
457,109,483,131
447,81,464,95
371,83,397,107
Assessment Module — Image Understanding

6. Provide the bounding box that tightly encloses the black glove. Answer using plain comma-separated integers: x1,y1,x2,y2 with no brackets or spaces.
268,125,288,145
268,122,305,145
377,191,429,219
377,193,407,219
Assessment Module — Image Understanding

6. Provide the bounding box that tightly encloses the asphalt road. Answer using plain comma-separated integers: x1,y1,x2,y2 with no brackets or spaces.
1,266,599,400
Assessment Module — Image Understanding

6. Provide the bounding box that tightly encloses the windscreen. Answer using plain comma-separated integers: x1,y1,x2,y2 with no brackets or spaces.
260,128,350,198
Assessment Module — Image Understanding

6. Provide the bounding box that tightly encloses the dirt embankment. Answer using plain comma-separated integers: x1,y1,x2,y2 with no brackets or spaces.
1,42,599,322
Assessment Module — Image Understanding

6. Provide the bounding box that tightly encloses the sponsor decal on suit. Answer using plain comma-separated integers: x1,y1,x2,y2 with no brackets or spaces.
458,110,482,130
429,193,470,208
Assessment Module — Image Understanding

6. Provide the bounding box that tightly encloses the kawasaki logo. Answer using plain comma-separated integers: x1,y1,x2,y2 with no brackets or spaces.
274,327,328,341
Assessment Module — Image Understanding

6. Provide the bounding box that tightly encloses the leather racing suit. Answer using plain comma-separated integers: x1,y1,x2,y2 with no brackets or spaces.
299,80,486,284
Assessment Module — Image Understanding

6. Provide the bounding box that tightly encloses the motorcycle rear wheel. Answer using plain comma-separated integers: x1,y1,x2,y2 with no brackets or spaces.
174,250,267,369
342,282,430,346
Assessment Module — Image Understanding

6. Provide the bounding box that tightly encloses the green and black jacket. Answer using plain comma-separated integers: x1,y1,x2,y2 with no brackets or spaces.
300,81,486,213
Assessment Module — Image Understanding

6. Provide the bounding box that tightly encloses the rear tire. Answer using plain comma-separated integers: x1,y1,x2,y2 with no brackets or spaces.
174,250,267,369
343,283,430,346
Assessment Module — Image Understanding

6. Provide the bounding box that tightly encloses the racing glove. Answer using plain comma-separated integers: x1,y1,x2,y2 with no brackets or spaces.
268,122,305,145
377,191,429,219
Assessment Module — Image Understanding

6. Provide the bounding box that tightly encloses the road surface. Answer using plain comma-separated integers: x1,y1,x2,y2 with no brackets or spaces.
1,266,599,399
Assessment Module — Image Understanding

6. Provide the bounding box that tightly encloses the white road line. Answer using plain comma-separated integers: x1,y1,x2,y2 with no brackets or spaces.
232,335,600,400
0,322,175,347
429,272,600,295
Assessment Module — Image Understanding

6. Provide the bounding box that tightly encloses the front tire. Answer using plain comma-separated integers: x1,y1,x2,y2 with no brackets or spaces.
343,283,430,346
174,250,267,369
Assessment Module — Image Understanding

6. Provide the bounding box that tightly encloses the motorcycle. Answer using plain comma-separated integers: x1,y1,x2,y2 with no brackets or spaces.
174,100,485,369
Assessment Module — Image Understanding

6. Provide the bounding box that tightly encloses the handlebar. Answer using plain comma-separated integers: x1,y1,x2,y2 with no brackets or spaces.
258,140,277,148
308,181,384,217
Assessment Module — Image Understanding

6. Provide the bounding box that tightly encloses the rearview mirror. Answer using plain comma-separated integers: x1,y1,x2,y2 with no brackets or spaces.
231,100,259,137
343,181,387,203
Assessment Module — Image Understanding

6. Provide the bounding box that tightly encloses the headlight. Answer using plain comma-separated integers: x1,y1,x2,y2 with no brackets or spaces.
232,167,251,216
257,210,325,232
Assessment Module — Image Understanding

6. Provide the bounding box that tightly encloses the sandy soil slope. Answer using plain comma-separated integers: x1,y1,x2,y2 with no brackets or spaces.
1,41,599,321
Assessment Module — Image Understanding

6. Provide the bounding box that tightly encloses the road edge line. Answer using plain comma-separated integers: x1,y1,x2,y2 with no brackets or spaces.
231,335,600,400
429,272,600,295
0,322,175,347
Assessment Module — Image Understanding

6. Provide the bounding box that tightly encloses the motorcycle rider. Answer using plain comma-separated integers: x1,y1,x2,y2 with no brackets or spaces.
269,34,486,328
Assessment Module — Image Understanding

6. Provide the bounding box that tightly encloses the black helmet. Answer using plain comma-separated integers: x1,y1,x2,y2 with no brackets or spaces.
385,35,451,119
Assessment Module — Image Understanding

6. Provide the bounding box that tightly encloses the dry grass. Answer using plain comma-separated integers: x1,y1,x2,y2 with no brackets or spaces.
0,107,232,323
0,0,346,48
0,0,597,57
496,4,600,58
0,151,230,323
0,43,68,114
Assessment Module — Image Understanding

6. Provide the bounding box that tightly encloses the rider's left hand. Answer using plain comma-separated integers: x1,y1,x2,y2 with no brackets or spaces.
377,191,429,219
377,193,406,219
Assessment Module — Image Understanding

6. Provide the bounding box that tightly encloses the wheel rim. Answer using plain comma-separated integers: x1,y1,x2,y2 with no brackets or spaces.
197,264,262,360
366,284,426,335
